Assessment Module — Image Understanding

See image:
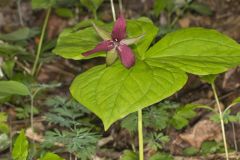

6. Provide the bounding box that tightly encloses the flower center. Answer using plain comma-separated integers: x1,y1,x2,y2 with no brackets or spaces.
113,40,120,48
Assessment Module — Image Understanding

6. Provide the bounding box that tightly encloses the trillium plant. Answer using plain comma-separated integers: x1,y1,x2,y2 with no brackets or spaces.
54,1,240,160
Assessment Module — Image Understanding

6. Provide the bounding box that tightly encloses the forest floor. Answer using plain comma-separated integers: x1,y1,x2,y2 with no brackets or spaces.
1,0,240,160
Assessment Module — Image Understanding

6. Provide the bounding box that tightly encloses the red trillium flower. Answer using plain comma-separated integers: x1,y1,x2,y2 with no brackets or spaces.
82,15,144,69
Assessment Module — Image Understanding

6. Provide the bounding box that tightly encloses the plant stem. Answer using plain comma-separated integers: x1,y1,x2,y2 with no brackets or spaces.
110,0,116,21
138,109,144,160
231,122,238,152
30,95,34,130
30,88,41,130
17,0,24,26
118,0,123,13
211,84,229,160
31,8,51,76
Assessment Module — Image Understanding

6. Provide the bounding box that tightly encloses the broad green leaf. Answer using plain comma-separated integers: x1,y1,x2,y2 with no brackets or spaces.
12,130,29,160
40,152,64,160
127,19,158,59
31,0,57,9
70,60,187,129
57,19,240,130
54,27,104,60
146,28,240,75
54,19,158,60
0,81,30,96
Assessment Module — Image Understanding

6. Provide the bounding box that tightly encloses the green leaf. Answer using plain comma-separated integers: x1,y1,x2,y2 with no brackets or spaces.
54,19,158,60
40,152,64,160
149,152,173,160
57,20,240,131
200,74,217,84
146,28,240,75
12,130,29,160
189,2,212,16
232,97,240,104
55,8,74,18
143,106,170,130
80,0,103,13
0,81,30,96
127,18,158,59
0,112,9,133
2,60,15,78
200,141,222,155
0,27,39,42
31,0,56,9
0,123,9,134
54,27,104,60
70,61,187,130
0,112,7,122
121,113,138,133
171,104,197,130
0,42,27,56
120,150,138,160
153,0,173,16
183,147,199,156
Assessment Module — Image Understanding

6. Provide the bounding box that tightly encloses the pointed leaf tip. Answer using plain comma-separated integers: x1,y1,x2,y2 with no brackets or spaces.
106,48,118,66
121,34,145,46
92,22,111,40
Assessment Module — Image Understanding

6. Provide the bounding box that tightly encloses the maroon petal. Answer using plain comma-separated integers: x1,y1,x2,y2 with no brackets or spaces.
117,44,135,69
82,40,114,56
111,15,126,41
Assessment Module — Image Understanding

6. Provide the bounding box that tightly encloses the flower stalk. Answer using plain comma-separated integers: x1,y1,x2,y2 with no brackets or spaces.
110,0,116,21
108,2,144,159
138,109,144,160
211,83,229,160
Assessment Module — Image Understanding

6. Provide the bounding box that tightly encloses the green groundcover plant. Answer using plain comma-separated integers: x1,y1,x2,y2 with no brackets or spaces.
54,3,240,159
